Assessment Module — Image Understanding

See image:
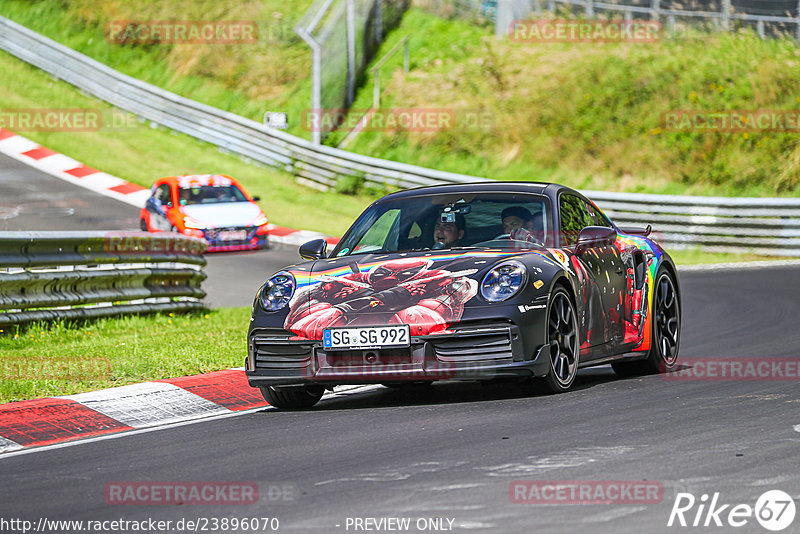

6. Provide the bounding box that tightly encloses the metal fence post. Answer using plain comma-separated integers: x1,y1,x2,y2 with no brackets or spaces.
346,0,356,107
496,0,513,37
296,27,322,145
375,0,383,44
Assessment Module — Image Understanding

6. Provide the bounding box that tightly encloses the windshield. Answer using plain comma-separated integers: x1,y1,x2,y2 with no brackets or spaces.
334,192,551,256
178,185,248,205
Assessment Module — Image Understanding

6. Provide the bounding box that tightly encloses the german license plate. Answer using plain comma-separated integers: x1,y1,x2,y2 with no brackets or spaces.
218,230,247,241
323,325,410,351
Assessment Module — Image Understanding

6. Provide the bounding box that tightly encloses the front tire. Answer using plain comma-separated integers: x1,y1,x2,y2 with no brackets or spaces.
139,218,148,231
260,385,324,409
612,268,680,376
538,287,580,393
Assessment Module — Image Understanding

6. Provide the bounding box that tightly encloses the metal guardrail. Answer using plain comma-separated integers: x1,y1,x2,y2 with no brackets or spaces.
1,16,799,256
0,232,207,327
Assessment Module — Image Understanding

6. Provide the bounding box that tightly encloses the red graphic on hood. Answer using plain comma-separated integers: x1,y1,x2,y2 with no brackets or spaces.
285,258,478,339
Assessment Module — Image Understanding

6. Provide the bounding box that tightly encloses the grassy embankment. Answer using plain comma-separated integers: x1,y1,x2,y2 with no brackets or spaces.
340,9,800,198
0,309,249,404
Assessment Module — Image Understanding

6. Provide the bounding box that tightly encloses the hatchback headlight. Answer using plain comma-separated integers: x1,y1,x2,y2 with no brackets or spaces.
259,272,295,311
480,260,526,302
184,217,206,229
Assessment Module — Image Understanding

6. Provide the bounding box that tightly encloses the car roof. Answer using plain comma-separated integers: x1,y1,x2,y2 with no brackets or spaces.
373,181,576,202
156,174,244,189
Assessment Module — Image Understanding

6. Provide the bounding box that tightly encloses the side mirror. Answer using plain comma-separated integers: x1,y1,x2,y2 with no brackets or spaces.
252,195,261,202
299,238,327,260
575,226,617,254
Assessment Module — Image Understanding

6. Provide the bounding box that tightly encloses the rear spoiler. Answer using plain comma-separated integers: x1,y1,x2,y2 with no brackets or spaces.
618,224,652,237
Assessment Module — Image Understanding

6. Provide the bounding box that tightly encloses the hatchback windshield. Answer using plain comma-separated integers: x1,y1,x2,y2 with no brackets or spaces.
334,192,551,256
178,185,248,205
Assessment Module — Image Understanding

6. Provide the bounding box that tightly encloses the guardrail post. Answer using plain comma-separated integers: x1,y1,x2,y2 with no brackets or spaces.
625,8,633,21
547,0,555,13
651,0,660,20
667,15,676,36
585,0,595,18
757,19,765,38
721,0,731,31
797,0,800,40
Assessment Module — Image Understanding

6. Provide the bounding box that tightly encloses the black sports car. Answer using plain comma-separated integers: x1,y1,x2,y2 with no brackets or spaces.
247,182,681,409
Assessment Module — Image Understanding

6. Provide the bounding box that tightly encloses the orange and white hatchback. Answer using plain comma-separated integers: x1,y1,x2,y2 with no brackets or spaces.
140,174,269,251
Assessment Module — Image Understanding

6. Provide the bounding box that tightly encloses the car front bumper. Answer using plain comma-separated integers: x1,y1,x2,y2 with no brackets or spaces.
246,321,551,387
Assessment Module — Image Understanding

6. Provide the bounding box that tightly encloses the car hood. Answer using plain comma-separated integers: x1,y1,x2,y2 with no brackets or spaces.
282,248,558,339
180,202,263,227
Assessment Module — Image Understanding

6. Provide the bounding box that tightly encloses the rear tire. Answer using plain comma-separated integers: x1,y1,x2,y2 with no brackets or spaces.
536,287,580,393
260,385,324,409
612,268,680,377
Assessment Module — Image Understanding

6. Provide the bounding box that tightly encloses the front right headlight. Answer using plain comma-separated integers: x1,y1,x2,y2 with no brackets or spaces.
480,260,527,302
259,271,295,311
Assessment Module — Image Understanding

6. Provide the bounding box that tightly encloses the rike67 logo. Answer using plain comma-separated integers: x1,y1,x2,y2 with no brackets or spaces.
668,490,796,531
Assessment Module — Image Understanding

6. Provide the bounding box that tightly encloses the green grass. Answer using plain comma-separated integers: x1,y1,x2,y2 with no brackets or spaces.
667,247,778,265
0,308,250,404
0,0,317,140
335,9,800,197
0,48,377,236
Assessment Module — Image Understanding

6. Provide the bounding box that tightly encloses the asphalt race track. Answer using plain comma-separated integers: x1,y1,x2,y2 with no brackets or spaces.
2,153,799,532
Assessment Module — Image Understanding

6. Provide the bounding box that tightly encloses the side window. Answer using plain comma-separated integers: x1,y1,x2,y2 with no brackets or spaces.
155,184,173,207
407,222,422,240
559,194,590,247
584,200,611,228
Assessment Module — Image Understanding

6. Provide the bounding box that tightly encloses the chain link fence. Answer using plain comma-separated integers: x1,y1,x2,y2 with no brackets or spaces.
296,0,410,144
426,0,800,38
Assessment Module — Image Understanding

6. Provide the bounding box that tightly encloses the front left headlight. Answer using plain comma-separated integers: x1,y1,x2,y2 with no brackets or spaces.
480,260,527,302
259,271,295,311
184,217,206,229
252,215,268,227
